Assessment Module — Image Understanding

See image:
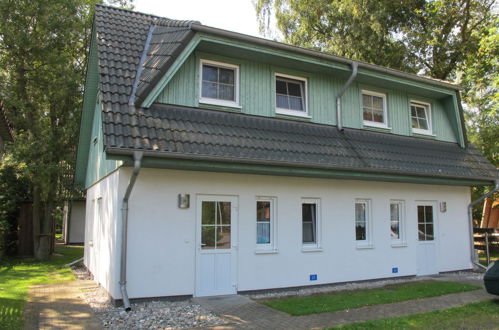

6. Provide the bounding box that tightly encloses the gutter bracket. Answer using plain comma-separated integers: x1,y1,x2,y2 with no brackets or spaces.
335,61,358,131
119,151,144,311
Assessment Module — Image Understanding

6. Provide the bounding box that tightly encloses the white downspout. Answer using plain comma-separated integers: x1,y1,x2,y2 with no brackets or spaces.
120,151,144,311
467,180,499,271
336,62,358,131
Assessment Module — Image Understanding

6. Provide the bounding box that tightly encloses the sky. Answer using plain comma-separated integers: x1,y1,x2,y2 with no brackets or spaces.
134,0,263,37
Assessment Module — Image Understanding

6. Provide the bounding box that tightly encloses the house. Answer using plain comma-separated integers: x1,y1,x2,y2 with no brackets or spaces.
0,103,13,156
75,5,498,305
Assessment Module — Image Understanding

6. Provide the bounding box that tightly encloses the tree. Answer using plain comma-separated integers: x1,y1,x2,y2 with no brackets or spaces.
256,0,496,80
0,0,132,260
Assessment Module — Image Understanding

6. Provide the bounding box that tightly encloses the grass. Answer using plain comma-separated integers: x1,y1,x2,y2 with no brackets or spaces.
0,244,83,330
332,300,499,329
479,251,499,266
262,280,480,316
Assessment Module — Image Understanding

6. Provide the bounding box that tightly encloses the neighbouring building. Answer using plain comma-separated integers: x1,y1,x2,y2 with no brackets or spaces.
75,5,498,301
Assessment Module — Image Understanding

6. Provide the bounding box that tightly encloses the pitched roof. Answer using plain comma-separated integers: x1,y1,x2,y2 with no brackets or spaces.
91,5,498,184
105,104,498,183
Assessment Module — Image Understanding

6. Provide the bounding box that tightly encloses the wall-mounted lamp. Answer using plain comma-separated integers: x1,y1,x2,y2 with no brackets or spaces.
440,202,447,213
178,194,190,209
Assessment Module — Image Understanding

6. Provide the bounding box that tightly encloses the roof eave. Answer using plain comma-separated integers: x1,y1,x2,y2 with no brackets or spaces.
105,147,496,186
190,24,463,92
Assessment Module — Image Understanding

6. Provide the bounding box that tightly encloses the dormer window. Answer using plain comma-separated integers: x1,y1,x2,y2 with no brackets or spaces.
275,73,308,117
199,59,240,108
410,101,432,135
362,90,388,128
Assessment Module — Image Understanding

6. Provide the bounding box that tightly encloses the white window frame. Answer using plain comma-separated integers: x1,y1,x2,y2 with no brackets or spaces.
301,198,322,252
390,200,407,247
199,59,240,108
255,196,278,254
362,90,389,128
355,198,374,249
275,73,310,118
410,100,432,135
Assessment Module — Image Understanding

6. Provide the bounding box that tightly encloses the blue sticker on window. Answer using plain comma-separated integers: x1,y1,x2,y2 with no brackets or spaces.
392,267,398,273
310,274,317,281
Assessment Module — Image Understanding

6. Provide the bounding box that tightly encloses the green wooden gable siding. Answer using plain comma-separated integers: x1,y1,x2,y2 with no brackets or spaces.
156,51,458,143
85,102,121,189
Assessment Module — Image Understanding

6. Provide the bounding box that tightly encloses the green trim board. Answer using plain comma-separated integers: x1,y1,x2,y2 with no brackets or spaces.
75,28,99,188
107,154,494,187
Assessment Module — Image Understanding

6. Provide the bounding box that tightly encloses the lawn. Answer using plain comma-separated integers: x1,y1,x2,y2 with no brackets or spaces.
333,300,499,329
0,244,83,330
262,280,480,316
479,251,499,266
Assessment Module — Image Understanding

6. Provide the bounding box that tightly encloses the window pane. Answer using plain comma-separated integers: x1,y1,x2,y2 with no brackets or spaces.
417,206,425,224
276,80,287,94
372,109,384,123
303,222,315,243
362,94,372,108
418,224,426,241
202,65,218,82
391,222,400,239
426,224,434,241
425,206,433,223
356,224,366,240
219,68,234,84
302,203,316,243
289,96,304,111
411,106,417,117
416,107,426,118
257,222,270,244
412,117,419,128
287,81,302,97
355,203,366,222
418,118,428,130
202,202,216,224
202,81,218,99
372,96,383,109
218,84,235,101
201,225,216,249
217,202,231,225
217,226,231,249
257,201,271,221
276,94,289,109
363,109,373,121
390,203,400,239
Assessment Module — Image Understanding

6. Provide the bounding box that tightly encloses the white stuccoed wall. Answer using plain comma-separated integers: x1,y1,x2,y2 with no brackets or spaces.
86,167,473,299
84,169,122,298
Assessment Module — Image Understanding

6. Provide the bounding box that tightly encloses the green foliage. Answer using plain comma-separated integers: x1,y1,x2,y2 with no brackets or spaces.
262,280,480,316
0,158,30,258
333,300,499,329
0,244,83,329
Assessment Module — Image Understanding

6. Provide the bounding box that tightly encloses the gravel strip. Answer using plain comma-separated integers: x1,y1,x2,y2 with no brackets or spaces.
74,267,226,329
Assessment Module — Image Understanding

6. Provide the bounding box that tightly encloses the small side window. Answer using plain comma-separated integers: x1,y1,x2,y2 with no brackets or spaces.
275,73,308,117
256,197,277,252
355,199,373,248
410,101,432,135
362,90,388,128
390,200,406,247
199,59,239,108
301,198,321,251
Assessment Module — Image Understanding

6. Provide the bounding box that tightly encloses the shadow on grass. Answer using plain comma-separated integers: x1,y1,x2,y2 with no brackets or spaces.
0,297,24,330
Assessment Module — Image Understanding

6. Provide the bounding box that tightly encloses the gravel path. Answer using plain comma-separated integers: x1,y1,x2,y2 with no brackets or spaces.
74,266,227,329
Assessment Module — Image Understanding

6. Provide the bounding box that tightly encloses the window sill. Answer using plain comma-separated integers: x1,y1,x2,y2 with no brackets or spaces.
276,108,311,118
391,242,408,248
255,249,279,255
363,122,391,130
412,130,435,137
356,243,374,250
199,98,241,109
301,246,323,253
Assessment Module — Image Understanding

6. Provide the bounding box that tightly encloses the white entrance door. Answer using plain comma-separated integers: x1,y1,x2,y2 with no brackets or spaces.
416,203,438,275
196,196,238,297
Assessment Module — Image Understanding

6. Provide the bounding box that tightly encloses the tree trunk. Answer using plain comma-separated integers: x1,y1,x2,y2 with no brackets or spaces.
32,184,51,260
